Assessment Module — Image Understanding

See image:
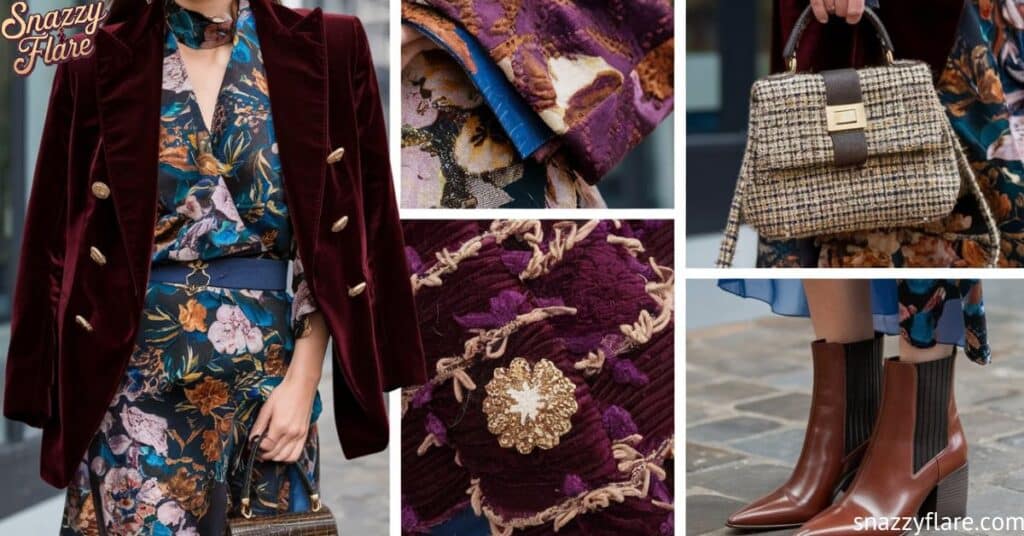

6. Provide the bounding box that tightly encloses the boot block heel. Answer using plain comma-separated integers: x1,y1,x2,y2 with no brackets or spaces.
920,464,969,522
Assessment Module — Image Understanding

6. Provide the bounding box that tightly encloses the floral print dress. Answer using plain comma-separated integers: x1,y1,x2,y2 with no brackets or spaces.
718,279,991,365
61,1,321,534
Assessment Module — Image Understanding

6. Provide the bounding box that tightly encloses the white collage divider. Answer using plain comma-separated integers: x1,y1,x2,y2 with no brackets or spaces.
386,1,683,533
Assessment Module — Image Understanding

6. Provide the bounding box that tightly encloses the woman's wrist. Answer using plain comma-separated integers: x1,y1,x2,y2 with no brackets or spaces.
283,358,323,389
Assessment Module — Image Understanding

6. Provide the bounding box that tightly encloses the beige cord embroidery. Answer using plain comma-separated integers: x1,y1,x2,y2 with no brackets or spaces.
606,233,645,257
519,220,600,279
410,220,542,295
411,235,485,294
466,436,674,533
411,219,603,292
575,258,675,377
434,306,578,400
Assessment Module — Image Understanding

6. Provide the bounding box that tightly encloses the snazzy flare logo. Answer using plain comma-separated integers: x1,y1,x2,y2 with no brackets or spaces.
2,0,107,76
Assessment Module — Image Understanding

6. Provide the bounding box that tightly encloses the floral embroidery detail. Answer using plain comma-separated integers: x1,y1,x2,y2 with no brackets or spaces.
482,358,578,454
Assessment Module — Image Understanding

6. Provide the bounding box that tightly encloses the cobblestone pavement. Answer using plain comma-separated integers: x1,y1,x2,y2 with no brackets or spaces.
317,365,390,534
686,292,1024,536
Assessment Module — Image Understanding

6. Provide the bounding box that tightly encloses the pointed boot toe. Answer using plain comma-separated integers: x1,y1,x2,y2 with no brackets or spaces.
727,492,819,529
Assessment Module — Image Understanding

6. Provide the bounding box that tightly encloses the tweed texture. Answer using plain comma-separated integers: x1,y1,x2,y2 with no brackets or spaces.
717,60,1000,267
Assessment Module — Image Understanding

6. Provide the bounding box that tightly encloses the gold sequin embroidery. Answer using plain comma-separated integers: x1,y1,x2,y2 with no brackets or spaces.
482,358,578,454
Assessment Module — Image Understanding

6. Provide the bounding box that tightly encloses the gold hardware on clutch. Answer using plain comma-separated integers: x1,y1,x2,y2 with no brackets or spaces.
826,103,867,132
310,493,322,512
240,497,252,519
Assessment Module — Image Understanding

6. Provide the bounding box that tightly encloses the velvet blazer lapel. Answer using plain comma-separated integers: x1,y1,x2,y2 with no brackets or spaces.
94,0,327,300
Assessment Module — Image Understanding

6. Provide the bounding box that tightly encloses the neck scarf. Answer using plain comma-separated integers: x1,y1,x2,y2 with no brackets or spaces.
165,0,236,49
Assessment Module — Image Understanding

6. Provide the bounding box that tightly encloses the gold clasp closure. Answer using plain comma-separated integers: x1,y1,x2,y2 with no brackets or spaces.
825,103,867,132
185,260,211,295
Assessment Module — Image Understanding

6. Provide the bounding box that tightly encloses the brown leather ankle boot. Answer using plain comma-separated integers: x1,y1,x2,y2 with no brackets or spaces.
726,334,884,529
795,351,968,536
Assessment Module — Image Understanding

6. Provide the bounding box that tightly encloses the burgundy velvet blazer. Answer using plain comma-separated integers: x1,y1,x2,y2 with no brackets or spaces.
3,0,427,488
773,0,965,76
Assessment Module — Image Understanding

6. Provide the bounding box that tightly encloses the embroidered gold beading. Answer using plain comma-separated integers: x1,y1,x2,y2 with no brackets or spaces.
482,358,578,454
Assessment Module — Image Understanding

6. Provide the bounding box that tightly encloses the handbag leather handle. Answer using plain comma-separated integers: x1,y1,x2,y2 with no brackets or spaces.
782,5,895,73
239,434,322,519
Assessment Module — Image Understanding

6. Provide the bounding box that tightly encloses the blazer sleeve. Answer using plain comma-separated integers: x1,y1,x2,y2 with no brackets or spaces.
349,18,427,390
4,62,72,427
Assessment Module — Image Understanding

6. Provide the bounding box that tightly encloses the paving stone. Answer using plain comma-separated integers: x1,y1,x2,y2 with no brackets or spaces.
996,431,1024,450
760,368,813,391
954,383,1019,408
687,402,722,424
729,427,806,466
963,445,1021,485
961,410,1024,442
688,462,792,502
315,370,387,532
699,355,805,378
685,495,746,536
736,392,811,422
988,395,1024,419
686,366,717,386
687,380,780,406
965,486,1024,530
687,442,745,473
688,416,782,444
994,467,1024,494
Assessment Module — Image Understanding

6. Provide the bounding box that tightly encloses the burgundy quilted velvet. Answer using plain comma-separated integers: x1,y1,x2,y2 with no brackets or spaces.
401,220,674,535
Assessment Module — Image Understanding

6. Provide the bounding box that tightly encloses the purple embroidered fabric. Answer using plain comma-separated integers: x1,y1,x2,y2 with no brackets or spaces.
408,1,675,184
400,220,674,535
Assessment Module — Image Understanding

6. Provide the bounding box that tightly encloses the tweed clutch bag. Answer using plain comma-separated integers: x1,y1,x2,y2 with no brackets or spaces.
715,6,1000,267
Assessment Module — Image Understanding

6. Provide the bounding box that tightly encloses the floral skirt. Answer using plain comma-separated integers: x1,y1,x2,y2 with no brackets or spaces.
718,279,991,365
60,281,319,535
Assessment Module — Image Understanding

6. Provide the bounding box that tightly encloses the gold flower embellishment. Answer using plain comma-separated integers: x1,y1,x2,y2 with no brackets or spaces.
482,358,578,454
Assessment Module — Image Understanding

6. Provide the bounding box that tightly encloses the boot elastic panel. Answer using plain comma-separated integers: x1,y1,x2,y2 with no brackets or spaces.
912,349,956,473
843,334,883,456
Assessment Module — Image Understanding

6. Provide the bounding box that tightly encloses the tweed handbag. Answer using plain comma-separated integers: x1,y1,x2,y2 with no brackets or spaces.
226,435,339,535
715,6,1000,267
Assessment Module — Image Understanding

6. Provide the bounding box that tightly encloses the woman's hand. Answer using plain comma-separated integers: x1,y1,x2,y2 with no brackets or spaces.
250,312,329,462
810,0,866,24
250,373,318,462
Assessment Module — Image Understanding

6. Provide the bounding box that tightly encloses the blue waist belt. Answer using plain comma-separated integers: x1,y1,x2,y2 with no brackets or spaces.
148,257,288,291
